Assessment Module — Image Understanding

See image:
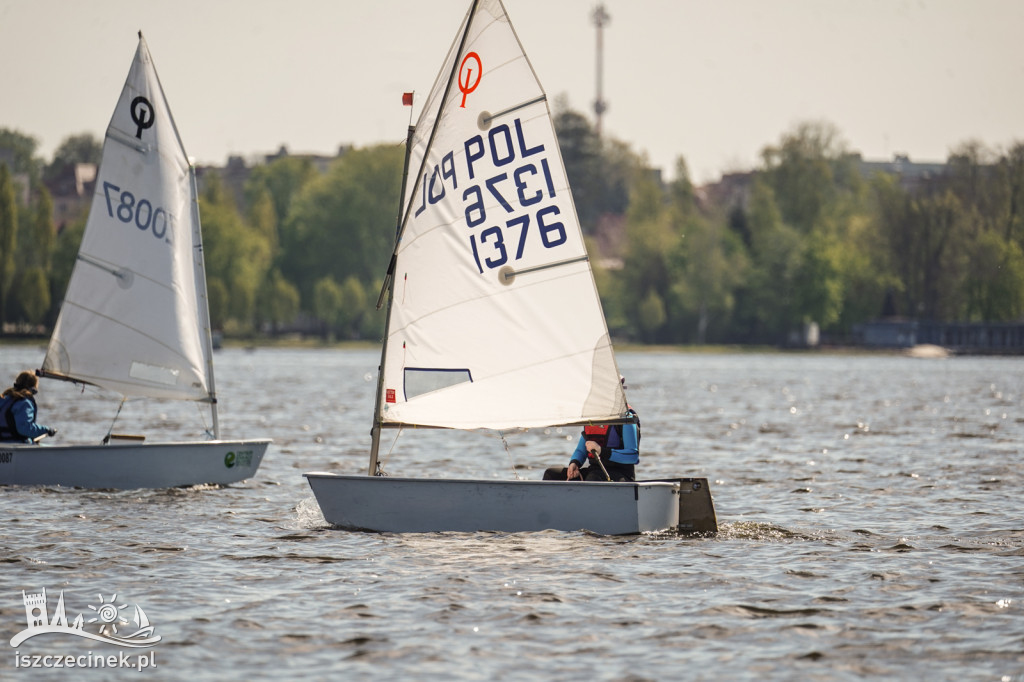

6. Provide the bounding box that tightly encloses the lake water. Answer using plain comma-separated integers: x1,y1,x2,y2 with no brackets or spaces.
1,345,1022,680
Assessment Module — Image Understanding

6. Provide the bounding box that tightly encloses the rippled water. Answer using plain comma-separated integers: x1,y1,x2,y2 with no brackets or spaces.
2,345,1023,680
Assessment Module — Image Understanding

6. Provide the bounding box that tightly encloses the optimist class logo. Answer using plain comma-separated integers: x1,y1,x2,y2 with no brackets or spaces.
458,52,482,108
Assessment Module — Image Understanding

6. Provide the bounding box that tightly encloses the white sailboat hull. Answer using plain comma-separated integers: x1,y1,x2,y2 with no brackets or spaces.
0,440,269,489
304,473,716,535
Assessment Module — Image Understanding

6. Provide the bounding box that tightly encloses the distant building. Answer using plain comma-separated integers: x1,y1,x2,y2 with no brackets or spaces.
854,153,946,191
194,144,351,208
697,154,947,211
44,163,96,231
263,144,349,174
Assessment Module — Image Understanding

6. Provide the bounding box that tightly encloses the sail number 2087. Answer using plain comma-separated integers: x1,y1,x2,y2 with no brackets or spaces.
102,181,173,243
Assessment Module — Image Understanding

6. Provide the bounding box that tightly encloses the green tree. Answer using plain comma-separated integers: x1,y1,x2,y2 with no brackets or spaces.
553,107,604,231
943,141,1024,320
27,187,55,271
14,267,49,325
739,121,869,339
246,185,279,254
200,173,272,333
312,276,344,339
672,213,748,344
257,269,300,333
206,278,229,330
637,289,666,340
339,275,368,338
280,145,403,309
0,129,41,180
617,181,678,342
0,164,17,325
8,186,56,325
732,178,803,343
553,104,635,231
964,230,1024,320
761,121,851,234
659,158,748,343
244,156,317,237
48,218,85,322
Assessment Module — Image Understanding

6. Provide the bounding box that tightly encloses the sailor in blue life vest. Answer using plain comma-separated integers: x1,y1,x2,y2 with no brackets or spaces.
543,376,640,482
0,371,57,443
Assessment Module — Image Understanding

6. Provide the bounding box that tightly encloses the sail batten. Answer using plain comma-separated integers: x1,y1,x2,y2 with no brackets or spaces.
41,35,212,405
377,0,624,432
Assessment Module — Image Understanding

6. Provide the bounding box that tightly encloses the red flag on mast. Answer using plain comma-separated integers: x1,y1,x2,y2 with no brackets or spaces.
402,92,414,106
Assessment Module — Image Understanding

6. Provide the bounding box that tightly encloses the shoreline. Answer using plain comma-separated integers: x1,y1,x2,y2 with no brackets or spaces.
0,336,958,357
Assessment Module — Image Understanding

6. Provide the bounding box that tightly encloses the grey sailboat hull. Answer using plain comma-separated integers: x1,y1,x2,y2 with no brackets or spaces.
0,439,269,489
304,473,716,535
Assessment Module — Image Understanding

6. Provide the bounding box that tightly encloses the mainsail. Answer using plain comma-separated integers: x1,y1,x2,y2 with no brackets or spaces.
42,34,214,406
378,0,625,431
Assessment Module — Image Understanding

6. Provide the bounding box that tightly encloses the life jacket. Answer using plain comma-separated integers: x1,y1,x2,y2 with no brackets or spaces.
581,408,641,455
582,423,624,453
582,424,611,450
0,395,31,441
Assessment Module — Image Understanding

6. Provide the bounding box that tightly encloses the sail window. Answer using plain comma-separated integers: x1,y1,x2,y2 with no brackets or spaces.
404,368,472,400
130,361,181,386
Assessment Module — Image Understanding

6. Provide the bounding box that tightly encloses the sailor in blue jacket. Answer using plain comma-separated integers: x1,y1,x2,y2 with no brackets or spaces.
0,371,56,443
544,405,640,482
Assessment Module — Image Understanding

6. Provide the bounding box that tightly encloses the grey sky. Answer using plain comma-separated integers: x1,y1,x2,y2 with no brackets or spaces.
2,0,1022,183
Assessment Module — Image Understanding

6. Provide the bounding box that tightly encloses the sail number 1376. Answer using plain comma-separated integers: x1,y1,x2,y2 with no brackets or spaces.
465,159,566,273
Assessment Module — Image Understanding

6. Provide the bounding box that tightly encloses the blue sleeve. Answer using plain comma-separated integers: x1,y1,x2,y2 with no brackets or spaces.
569,435,588,466
12,400,49,440
609,422,639,464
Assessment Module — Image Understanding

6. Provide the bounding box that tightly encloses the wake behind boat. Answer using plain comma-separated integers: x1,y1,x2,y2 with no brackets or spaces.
304,0,715,534
0,33,268,489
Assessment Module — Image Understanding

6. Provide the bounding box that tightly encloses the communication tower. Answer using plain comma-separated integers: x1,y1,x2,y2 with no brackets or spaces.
592,4,610,136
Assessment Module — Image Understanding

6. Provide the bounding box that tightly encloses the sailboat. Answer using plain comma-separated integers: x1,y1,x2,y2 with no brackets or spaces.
304,0,715,534
0,33,269,489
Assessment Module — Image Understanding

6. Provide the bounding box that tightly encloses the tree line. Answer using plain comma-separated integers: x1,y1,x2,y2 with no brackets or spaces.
1,111,1022,345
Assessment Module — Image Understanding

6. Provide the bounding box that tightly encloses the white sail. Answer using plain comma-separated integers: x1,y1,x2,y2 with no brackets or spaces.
379,0,625,431
42,34,213,404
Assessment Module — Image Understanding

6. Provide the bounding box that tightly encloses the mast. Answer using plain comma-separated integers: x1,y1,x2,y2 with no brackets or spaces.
190,164,219,439
368,124,416,476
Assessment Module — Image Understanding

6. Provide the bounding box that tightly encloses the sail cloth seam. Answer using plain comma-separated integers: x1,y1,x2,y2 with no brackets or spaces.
105,129,149,154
